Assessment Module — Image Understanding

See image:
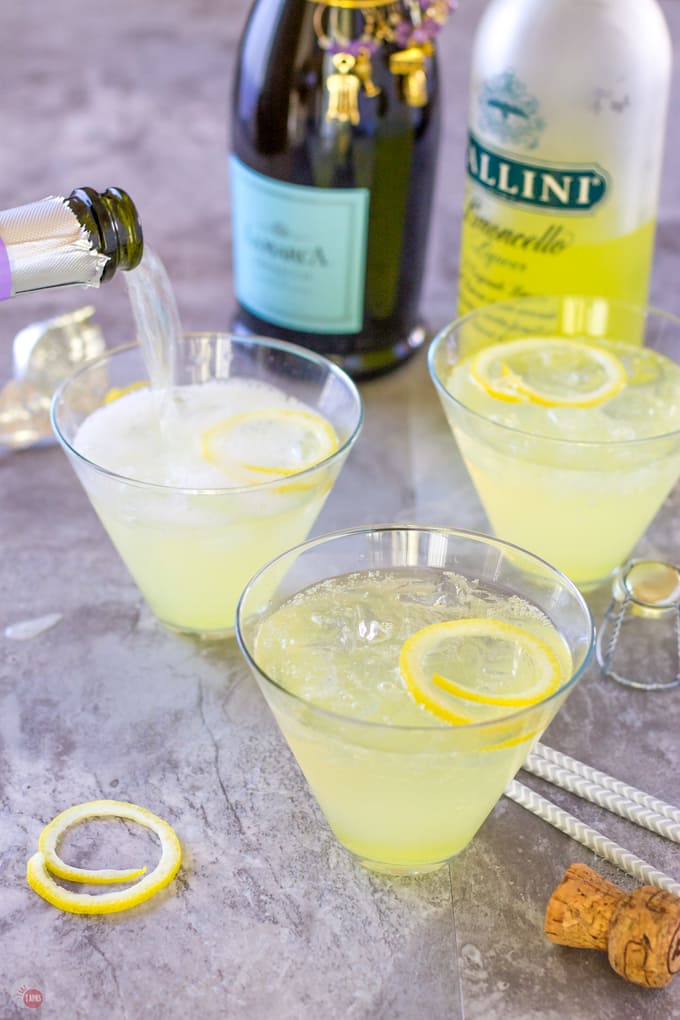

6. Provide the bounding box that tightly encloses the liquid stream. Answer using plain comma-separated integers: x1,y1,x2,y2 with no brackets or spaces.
124,246,183,436
1,249,181,451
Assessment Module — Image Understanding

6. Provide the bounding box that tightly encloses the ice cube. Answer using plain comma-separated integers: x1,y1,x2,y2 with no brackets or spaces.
0,379,52,448
2,305,106,451
13,305,105,394
5,612,62,640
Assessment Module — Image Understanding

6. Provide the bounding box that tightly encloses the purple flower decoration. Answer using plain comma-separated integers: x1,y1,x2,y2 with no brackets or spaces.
328,39,379,56
423,18,442,37
319,0,457,63
394,22,413,48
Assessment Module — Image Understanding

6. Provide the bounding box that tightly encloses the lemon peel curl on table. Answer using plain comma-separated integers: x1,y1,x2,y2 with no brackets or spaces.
26,799,182,915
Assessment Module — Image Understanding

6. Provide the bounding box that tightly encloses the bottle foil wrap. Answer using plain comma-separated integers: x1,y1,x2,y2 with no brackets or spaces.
0,196,108,297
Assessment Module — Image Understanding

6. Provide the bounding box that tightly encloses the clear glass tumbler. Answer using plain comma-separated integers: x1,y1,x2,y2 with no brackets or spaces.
429,295,680,590
237,525,594,875
51,333,363,636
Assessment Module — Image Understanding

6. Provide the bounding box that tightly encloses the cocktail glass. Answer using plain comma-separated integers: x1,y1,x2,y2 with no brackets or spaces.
51,333,363,637
236,525,594,875
429,295,680,590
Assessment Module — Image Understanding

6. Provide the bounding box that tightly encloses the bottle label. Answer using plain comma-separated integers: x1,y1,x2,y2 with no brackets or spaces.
0,236,12,300
458,65,660,314
467,133,608,213
229,156,369,334
457,131,651,315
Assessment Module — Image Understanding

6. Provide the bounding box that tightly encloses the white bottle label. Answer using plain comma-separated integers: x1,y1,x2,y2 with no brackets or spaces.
458,69,658,313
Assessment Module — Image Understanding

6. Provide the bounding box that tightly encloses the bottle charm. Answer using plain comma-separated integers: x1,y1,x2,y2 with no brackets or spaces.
354,50,381,98
326,54,362,124
315,0,455,123
389,43,433,107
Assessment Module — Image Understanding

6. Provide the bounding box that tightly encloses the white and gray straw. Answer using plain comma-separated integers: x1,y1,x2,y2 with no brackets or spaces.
504,741,680,897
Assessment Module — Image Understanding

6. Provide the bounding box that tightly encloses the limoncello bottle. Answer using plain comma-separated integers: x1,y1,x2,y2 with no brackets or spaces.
0,187,143,300
230,0,456,378
457,0,672,314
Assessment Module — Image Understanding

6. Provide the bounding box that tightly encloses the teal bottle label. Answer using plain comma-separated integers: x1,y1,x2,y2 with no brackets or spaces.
230,156,369,333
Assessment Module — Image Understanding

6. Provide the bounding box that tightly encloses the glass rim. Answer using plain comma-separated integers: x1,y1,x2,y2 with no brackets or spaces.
235,522,596,735
428,297,680,449
50,331,364,496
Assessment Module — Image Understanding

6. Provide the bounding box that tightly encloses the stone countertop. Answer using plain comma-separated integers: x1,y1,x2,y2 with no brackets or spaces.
1,1,680,1018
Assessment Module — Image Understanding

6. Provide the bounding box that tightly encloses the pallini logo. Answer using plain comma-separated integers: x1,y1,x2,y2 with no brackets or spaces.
467,133,608,213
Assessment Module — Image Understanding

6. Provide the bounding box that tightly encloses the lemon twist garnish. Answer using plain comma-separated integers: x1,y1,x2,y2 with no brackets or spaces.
399,618,562,726
469,338,627,408
26,800,182,915
200,408,339,482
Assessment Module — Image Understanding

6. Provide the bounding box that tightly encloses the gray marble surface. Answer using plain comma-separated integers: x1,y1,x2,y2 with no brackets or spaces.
1,1,680,1017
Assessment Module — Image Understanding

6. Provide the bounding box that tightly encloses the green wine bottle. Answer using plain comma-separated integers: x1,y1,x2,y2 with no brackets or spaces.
230,0,455,378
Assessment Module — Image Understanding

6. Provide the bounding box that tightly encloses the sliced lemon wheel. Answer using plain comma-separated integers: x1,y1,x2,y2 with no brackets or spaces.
469,337,627,408
200,407,339,481
399,618,562,725
26,800,182,915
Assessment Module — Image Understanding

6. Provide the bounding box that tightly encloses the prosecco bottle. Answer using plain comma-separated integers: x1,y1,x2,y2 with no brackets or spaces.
230,0,453,378
0,187,143,300
458,0,672,315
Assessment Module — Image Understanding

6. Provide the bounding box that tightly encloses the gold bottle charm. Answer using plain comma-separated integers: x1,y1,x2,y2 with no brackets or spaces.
326,53,361,124
354,50,381,99
389,43,432,107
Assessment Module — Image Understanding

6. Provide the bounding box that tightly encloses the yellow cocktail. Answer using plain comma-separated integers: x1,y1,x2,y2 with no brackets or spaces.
429,296,680,589
237,526,594,874
51,334,362,635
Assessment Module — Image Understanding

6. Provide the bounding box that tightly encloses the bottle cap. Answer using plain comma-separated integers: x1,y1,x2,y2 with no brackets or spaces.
596,559,680,690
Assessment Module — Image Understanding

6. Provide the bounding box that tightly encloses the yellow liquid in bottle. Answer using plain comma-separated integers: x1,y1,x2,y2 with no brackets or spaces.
458,183,656,326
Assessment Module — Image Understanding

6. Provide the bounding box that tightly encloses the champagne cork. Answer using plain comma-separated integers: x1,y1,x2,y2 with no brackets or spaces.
545,863,680,989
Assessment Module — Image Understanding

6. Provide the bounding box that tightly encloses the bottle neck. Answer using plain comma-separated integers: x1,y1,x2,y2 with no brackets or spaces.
66,187,143,282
